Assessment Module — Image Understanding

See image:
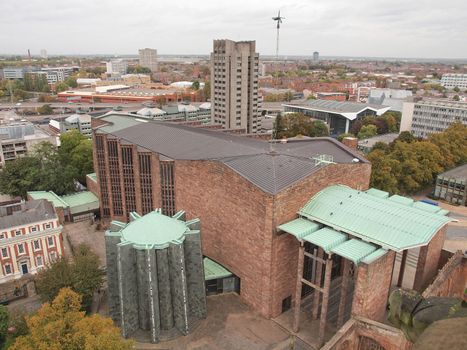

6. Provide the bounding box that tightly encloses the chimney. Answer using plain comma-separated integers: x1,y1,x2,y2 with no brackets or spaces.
342,137,358,150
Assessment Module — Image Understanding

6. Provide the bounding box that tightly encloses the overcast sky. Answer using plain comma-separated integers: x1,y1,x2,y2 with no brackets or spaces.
1,0,466,58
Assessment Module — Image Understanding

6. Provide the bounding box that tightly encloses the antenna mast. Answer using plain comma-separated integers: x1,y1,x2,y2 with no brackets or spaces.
272,11,285,59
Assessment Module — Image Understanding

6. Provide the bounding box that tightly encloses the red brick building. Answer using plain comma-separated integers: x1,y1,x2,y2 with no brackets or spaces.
92,113,371,318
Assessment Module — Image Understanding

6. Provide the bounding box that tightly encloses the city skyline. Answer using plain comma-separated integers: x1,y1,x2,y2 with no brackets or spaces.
1,0,467,59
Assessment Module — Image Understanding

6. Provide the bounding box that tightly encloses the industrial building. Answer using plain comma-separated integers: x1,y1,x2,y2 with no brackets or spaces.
211,39,261,133
49,111,92,138
105,209,206,343
433,164,467,206
400,100,467,138
282,100,390,135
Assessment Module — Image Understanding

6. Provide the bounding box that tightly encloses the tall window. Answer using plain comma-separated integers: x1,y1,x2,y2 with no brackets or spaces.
107,140,123,216
4,264,11,275
139,154,153,214
47,236,55,247
17,243,25,254
33,240,41,251
95,135,110,217
1,248,8,258
160,161,176,216
122,147,136,217
36,256,43,267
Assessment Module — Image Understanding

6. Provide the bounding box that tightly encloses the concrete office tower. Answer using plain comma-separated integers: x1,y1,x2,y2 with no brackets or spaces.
139,48,158,72
106,59,128,76
211,39,261,133
313,51,319,62
40,49,47,59
105,209,206,343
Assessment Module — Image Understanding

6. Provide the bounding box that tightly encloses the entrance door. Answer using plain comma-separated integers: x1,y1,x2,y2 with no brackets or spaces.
21,263,28,275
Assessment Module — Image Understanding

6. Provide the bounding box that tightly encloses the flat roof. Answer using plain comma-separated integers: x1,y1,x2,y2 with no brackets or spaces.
61,191,99,215
95,113,368,195
204,257,233,281
438,163,467,180
28,191,68,208
358,133,399,148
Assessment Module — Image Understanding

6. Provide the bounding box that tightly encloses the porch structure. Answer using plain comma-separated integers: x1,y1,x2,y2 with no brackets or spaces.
277,185,451,348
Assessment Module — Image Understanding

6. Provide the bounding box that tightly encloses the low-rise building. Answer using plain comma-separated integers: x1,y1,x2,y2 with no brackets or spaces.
106,59,128,76
367,88,413,112
0,119,57,168
0,200,64,284
357,133,399,153
433,164,467,206
400,100,467,138
49,112,92,138
282,100,389,135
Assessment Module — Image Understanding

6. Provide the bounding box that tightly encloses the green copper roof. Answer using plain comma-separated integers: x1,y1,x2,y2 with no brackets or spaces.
277,218,320,238
303,227,347,253
204,257,232,281
86,173,97,183
366,188,390,199
61,191,99,214
331,239,377,264
27,191,68,208
361,248,388,264
106,210,198,250
388,194,414,206
299,185,451,251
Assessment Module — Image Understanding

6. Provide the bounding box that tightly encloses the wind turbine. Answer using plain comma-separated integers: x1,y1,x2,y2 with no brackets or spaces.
272,10,285,59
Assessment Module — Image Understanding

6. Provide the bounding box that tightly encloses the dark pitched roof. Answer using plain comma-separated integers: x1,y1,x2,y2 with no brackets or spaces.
97,115,368,194
0,200,57,230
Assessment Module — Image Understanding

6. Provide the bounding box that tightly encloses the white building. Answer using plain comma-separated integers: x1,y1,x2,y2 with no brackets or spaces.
40,49,47,59
106,59,128,76
367,88,413,112
49,112,92,138
440,74,467,90
138,48,158,72
401,100,467,138
211,39,261,133
0,200,64,283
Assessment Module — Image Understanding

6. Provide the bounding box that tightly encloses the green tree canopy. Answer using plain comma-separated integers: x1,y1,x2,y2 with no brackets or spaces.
65,76,78,88
0,305,9,346
127,65,151,74
274,113,329,139
55,82,69,93
357,124,377,139
10,288,133,350
35,244,104,311
191,80,200,90
37,104,53,115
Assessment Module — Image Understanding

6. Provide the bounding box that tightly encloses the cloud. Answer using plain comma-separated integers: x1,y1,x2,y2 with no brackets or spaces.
0,0,466,58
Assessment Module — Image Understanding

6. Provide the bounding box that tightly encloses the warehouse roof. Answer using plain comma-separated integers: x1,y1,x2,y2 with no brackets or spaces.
95,113,367,194
282,100,390,120
61,192,99,215
28,191,68,208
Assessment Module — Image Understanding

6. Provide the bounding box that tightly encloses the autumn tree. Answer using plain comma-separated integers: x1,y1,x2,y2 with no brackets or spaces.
358,124,377,139
0,305,9,347
274,113,329,138
35,244,104,311
10,288,133,350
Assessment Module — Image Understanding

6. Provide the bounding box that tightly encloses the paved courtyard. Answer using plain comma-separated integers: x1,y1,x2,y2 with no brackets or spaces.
135,293,291,350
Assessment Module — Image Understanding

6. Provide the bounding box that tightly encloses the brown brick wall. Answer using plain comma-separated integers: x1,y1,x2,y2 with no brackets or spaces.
352,251,396,322
422,250,467,299
271,163,371,317
86,176,100,198
175,160,371,318
413,226,447,291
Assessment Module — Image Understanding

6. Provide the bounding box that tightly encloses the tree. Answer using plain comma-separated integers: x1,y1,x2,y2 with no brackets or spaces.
202,80,211,101
395,131,416,143
65,76,78,88
0,305,9,346
191,80,200,90
367,149,401,194
55,82,69,92
0,156,41,198
127,65,151,74
453,95,460,101
10,288,133,350
357,124,377,139
37,104,53,115
35,244,104,311
274,113,329,139
453,86,460,93
337,133,354,142
59,130,94,183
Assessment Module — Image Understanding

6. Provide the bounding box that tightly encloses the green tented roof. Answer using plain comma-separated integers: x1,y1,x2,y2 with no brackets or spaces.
298,185,451,251
61,191,99,214
388,194,414,206
277,218,320,239
412,201,442,213
331,239,377,264
303,227,347,253
27,191,68,208
204,257,232,281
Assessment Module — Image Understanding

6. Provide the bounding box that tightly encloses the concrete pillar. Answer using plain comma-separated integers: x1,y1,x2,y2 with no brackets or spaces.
117,242,139,337
318,257,333,347
169,244,189,335
184,232,207,319
337,259,351,328
147,249,161,343
293,243,305,333
345,119,350,133
136,249,150,330
156,249,173,330
105,234,121,325
312,248,324,320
